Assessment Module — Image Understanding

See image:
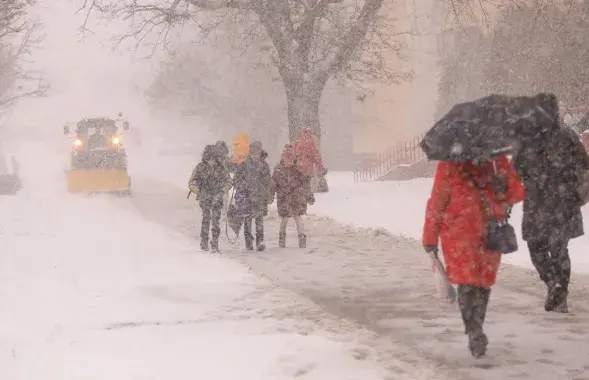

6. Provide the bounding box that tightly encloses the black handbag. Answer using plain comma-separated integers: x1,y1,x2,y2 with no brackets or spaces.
468,171,518,254
484,205,518,254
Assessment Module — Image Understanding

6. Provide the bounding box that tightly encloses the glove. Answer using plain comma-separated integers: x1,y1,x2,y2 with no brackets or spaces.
490,175,508,194
423,245,438,256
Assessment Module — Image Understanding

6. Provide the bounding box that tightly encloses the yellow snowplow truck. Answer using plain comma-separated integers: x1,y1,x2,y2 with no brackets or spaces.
64,117,131,194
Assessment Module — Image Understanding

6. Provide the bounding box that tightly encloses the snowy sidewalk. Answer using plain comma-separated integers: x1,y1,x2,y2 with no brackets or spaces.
0,142,413,380
114,176,589,380
310,172,589,273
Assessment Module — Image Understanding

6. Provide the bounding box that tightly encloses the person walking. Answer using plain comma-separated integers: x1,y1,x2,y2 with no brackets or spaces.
422,155,525,357
512,93,589,313
189,145,232,253
271,144,308,248
234,141,272,251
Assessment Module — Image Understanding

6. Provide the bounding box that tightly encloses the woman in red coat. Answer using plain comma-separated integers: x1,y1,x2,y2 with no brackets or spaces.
271,144,309,248
422,156,525,358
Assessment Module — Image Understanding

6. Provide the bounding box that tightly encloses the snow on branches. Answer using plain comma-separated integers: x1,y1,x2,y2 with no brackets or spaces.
79,0,408,139
0,0,47,109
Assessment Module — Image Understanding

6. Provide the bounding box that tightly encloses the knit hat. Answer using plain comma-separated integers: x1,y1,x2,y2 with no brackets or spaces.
250,141,263,152
215,140,229,156
282,143,295,166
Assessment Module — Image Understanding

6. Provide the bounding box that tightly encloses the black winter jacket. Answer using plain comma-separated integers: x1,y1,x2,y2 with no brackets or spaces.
234,151,272,217
191,145,232,208
513,125,589,242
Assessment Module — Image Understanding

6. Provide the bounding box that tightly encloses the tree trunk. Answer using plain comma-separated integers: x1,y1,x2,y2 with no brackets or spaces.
284,78,326,142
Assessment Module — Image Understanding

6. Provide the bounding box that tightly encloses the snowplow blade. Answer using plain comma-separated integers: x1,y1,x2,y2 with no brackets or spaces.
66,169,129,193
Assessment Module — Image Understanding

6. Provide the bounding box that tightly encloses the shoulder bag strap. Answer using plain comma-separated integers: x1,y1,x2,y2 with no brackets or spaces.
464,167,512,222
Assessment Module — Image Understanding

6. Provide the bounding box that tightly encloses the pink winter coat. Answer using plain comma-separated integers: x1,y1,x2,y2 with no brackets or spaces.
293,128,325,177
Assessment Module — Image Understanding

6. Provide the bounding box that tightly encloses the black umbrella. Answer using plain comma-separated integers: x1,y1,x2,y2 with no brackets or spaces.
420,94,548,162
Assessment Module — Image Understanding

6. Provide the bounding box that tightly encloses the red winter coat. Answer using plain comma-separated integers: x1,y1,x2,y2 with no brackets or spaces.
293,128,325,177
271,163,308,217
422,157,525,288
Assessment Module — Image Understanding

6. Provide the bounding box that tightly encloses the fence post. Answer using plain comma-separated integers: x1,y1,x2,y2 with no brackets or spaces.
377,154,381,178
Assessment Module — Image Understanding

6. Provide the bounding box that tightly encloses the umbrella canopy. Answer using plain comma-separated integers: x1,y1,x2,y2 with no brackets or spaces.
420,94,551,162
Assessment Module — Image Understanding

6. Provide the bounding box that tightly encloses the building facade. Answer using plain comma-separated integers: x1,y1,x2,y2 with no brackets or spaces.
351,0,444,154
350,0,515,155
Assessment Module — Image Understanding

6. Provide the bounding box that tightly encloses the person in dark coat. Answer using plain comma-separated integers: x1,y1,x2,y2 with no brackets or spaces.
234,141,272,251
271,144,308,248
215,140,234,173
512,93,589,313
189,145,232,252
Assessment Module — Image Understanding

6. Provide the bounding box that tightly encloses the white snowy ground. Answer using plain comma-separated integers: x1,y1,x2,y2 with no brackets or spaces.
3,141,589,379
0,142,432,380
117,147,589,379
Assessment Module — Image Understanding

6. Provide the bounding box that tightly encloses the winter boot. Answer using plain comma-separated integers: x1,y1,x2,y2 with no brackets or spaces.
210,240,220,254
256,239,266,252
545,282,560,312
553,287,569,313
279,232,286,248
298,234,307,249
200,238,209,251
245,238,254,251
468,330,488,358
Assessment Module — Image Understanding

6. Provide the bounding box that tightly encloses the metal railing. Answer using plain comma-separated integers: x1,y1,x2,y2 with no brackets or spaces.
353,132,427,182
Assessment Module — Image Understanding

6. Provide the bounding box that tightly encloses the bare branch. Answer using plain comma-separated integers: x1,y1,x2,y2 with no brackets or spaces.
318,0,384,80
441,0,530,30
436,0,589,117
0,0,48,110
186,0,253,10
79,0,407,137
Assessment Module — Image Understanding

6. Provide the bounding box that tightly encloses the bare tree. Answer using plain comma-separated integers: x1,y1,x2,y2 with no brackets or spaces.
0,0,48,113
80,0,408,141
436,0,589,116
146,29,357,166
440,0,530,29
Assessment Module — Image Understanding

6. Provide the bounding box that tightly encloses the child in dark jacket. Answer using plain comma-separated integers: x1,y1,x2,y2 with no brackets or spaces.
233,141,272,251
271,144,308,248
189,145,232,252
